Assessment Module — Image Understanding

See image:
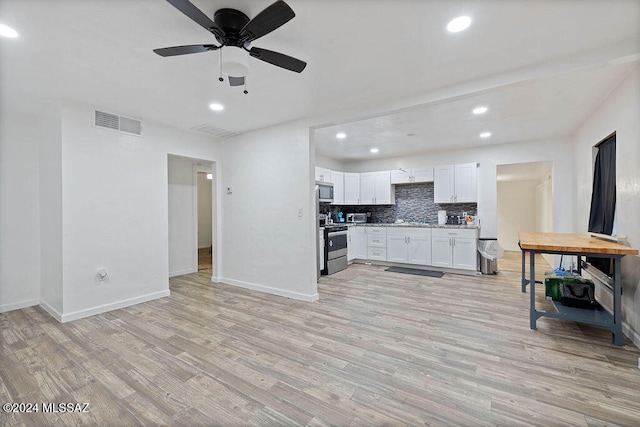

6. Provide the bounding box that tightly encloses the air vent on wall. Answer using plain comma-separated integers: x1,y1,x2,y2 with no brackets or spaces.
192,124,240,139
94,110,142,136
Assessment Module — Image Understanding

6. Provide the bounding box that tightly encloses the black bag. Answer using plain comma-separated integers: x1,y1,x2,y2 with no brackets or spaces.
560,281,599,309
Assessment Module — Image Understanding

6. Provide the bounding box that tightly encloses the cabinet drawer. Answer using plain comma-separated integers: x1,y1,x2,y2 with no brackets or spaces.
432,228,477,239
367,247,387,260
366,227,387,235
367,235,386,247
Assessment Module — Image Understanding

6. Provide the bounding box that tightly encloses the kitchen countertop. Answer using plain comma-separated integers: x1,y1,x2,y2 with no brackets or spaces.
340,222,480,229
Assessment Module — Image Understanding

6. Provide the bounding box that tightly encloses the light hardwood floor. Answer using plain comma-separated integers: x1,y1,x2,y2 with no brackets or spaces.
1,251,639,426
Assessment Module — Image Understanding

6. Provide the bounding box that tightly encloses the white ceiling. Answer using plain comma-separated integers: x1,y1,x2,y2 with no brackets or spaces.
1,0,639,161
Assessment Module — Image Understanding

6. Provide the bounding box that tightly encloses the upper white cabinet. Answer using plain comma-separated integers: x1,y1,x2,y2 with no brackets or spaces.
344,173,360,205
315,167,331,183
331,171,344,205
434,163,477,203
390,167,434,184
360,171,393,205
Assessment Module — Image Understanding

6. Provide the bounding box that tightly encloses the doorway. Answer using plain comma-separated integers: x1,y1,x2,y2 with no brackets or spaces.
167,155,216,279
497,161,553,251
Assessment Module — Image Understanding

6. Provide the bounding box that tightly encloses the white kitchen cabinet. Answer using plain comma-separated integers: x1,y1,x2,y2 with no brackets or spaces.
348,225,366,261
344,172,360,204
431,228,478,271
434,163,477,203
453,163,477,203
360,171,393,205
390,167,434,184
331,171,344,205
360,172,375,204
386,227,432,265
315,167,331,183
412,167,434,183
366,226,387,260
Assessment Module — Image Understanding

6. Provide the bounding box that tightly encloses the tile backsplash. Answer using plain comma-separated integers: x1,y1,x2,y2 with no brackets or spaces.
325,182,477,224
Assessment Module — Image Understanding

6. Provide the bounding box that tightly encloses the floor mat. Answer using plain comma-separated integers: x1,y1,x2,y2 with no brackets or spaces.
384,266,445,277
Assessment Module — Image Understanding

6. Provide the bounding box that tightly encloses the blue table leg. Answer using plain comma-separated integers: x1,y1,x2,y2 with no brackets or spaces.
613,258,622,346
530,250,537,330
521,249,526,292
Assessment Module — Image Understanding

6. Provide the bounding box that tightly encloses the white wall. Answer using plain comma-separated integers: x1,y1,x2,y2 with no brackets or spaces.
219,120,318,301
39,105,64,317
315,153,345,171
341,137,574,239
57,103,222,321
197,172,212,248
571,65,640,345
0,110,41,312
497,180,538,251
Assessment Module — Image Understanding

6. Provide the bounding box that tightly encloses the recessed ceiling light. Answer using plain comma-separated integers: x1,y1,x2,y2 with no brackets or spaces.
370,148,379,153
479,132,492,138
336,132,346,139
473,106,488,115
447,16,471,33
0,23,18,38
209,103,224,111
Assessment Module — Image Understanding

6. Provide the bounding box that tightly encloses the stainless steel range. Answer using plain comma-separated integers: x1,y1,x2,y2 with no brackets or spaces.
322,224,348,275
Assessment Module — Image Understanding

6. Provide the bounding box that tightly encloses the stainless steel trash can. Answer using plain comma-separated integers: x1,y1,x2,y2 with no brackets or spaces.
478,238,499,274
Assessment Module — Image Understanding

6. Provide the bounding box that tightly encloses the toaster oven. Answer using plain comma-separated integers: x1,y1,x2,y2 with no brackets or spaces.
346,213,368,223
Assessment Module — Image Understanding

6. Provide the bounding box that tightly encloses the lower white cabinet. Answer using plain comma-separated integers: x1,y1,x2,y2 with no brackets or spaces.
348,225,366,261
431,228,478,270
366,227,387,261
386,227,432,265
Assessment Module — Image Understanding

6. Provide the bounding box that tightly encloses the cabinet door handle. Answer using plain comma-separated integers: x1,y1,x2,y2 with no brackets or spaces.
453,238,456,247
454,195,457,202
407,236,410,244
450,195,453,202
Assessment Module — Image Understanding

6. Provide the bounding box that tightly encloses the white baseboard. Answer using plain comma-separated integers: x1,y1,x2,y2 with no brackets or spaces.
623,323,640,350
39,299,63,322
58,289,170,323
211,276,222,283
220,277,319,302
0,298,40,314
169,267,197,278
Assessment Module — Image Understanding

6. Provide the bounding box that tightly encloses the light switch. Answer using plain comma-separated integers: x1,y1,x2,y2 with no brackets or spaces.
298,208,303,217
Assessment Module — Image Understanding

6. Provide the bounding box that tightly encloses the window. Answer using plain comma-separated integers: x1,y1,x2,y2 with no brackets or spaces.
588,133,616,236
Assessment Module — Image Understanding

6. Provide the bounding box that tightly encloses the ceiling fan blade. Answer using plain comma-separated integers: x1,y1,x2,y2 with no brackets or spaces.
153,44,219,57
228,76,245,87
249,47,306,73
166,0,223,36
240,1,295,42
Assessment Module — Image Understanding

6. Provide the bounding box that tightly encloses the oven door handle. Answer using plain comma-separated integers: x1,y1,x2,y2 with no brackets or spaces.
327,230,348,237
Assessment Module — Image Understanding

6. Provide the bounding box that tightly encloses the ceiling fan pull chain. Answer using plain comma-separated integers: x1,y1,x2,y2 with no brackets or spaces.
244,77,248,94
218,49,224,82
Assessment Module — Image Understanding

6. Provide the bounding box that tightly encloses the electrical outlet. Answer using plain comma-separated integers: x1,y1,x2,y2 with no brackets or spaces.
298,208,303,217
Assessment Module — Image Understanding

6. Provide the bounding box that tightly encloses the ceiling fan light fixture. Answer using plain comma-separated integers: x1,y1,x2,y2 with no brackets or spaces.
221,46,249,77
447,16,471,33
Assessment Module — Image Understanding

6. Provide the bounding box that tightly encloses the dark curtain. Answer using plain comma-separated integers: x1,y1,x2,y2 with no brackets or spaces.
588,135,616,235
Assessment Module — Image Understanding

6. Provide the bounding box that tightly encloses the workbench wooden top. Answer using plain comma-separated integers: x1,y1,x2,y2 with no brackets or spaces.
518,232,638,255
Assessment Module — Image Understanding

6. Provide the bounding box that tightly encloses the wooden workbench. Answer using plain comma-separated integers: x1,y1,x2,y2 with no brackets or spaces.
518,232,638,346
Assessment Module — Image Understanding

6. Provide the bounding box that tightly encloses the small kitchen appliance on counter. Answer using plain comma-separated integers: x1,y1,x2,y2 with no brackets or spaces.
438,210,447,225
346,213,368,223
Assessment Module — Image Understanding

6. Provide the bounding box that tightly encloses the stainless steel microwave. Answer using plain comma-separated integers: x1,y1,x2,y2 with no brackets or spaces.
316,181,334,203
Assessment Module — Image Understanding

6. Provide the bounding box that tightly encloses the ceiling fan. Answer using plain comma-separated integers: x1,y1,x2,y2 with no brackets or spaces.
154,0,307,91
